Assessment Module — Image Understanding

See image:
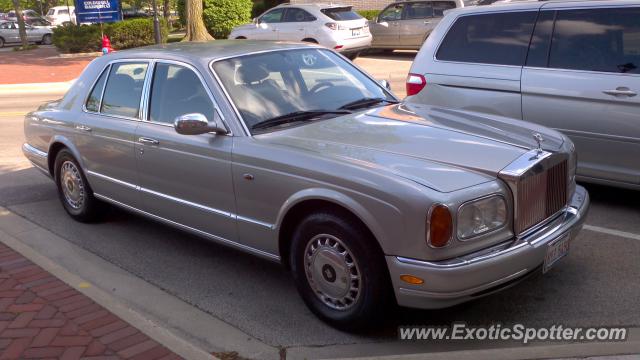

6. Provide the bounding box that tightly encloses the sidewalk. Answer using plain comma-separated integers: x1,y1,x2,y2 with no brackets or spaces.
0,46,95,85
0,242,180,360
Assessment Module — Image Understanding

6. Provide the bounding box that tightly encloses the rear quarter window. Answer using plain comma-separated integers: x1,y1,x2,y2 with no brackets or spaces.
436,11,537,66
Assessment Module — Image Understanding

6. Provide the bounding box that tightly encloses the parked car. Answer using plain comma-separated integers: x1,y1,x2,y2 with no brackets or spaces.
406,0,640,190
0,21,52,47
45,6,75,26
229,3,371,59
22,41,589,328
7,9,39,21
370,0,463,51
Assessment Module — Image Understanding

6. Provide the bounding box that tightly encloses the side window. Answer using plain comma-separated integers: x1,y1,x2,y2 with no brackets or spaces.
148,63,215,124
525,11,555,68
101,62,148,118
549,8,640,74
436,12,537,66
379,4,404,22
260,8,284,23
283,8,315,22
432,1,456,17
404,2,433,20
85,66,109,112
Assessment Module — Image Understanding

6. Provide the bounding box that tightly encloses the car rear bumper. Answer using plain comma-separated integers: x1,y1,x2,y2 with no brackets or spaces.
330,34,372,53
22,143,50,176
386,185,590,309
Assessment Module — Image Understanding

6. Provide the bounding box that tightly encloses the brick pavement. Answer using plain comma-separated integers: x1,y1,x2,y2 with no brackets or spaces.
0,242,181,360
0,46,95,85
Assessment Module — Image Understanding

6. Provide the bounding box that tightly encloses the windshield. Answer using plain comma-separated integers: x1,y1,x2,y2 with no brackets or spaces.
212,48,394,133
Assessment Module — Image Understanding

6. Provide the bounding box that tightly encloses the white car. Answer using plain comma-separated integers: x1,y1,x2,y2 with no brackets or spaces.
45,6,76,26
229,3,371,59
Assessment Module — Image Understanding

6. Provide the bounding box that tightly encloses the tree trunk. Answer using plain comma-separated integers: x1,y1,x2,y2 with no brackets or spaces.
163,0,170,19
183,0,213,41
11,0,29,48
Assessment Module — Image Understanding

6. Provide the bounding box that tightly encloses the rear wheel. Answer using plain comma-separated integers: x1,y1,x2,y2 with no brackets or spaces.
301,38,318,44
0,37,4,48
346,51,361,60
235,36,246,39
54,149,103,222
290,212,392,330
42,34,52,45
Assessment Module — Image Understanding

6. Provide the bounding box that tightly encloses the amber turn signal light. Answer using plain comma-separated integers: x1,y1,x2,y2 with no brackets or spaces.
428,205,453,248
400,275,424,285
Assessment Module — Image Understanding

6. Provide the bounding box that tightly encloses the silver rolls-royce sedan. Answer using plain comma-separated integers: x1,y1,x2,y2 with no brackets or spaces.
22,41,589,329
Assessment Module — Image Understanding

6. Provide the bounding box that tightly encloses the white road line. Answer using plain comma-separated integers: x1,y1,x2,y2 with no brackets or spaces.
583,224,640,241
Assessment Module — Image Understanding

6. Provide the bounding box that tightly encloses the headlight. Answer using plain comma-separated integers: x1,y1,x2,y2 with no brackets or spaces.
457,195,507,240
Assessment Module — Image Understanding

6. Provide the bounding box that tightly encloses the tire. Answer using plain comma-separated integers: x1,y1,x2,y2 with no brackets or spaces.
54,149,103,222
235,36,247,39
290,211,392,330
302,38,318,44
0,37,4,48
42,34,52,45
346,51,361,60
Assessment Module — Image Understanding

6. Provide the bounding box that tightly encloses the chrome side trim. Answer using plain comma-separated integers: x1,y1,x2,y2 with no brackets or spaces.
93,193,280,262
87,170,275,228
22,143,48,158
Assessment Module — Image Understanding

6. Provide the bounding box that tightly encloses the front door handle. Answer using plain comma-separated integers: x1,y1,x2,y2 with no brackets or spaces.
75,125,92,132
138,137,159,145
603,87,637,98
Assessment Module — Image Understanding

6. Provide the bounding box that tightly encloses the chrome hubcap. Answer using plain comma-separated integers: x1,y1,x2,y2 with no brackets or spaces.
60,161,84,209
305,234,361,310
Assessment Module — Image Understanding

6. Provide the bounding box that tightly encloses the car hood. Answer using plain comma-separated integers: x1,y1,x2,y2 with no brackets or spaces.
258,104,565,192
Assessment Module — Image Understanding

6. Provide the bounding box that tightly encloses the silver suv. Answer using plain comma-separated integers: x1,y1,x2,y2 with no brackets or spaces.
406,0,640,190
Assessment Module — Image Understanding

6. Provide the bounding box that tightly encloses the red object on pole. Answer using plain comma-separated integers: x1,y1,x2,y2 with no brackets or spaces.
101,35,113,55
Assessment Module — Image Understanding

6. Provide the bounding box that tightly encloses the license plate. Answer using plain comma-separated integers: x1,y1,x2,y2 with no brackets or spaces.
543,233,570,273
351,28,361,37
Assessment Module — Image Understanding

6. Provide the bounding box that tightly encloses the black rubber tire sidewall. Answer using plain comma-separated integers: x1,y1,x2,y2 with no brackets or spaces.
290,212,391,330
54,149,101,222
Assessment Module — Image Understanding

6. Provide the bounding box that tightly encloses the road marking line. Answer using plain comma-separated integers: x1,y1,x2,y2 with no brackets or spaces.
0,112,26,117
583,224,640,241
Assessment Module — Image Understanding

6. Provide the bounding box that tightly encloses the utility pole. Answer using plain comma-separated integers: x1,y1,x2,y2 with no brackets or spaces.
151,0,161,44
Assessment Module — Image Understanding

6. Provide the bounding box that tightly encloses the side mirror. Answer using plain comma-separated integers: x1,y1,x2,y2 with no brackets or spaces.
174,112,227,135
379,79,391,91
252,17,258,24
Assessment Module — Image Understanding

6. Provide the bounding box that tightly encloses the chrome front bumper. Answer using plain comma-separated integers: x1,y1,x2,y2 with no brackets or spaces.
386,185,590,309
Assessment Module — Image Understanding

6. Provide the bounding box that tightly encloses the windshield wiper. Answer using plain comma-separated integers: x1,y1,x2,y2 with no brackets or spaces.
338,97,398,111
251,110,351,131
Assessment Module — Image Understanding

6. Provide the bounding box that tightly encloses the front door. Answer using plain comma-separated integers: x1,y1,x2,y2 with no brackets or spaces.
371,3,403,48
522,7,640,185
135,61,237,241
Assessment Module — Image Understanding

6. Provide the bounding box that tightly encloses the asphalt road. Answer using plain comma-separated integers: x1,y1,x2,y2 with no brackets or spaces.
0,62,639,357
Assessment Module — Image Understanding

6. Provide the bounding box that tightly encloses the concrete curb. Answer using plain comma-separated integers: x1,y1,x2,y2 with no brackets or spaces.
52,52,102,59
0,80,74,95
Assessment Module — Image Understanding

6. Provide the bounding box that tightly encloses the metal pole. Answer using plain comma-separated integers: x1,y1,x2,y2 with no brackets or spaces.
151,0,161,44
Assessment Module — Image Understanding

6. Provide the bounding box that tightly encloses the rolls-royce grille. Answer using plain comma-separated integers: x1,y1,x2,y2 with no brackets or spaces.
515,160,567,234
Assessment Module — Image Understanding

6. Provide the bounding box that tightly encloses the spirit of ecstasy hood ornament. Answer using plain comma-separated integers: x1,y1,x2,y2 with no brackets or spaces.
533,132,544,152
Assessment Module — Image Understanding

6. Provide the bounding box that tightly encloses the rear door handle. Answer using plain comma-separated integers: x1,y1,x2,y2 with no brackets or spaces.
75,125,92,132
138,137,159,145
603,87,637,97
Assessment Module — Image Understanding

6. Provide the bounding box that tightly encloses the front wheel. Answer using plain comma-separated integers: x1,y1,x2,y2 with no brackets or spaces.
54,149,103,222
0,37,5,48
290,212,392,330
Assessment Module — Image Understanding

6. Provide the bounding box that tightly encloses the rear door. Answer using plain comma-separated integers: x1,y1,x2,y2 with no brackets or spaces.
278,7,315,41
370,3,403,47
522,6,640,185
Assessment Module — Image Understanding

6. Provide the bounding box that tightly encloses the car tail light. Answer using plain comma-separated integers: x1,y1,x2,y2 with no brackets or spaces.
427,205,452,248
334,45,344,50
406,73,426,96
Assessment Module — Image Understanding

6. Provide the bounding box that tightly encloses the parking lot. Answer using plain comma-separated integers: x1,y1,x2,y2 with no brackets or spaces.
0,52,639,359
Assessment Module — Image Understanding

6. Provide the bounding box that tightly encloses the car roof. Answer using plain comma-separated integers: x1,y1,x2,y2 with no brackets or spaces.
449,0,638,13
104,40,322,64
275,3,353,9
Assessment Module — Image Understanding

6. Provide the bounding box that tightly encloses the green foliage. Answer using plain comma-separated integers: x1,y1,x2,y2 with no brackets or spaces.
105,18,168,49
202,0,252,39
52,23,102,53
13,44,38,51
52,19,168,53
357,10,381,21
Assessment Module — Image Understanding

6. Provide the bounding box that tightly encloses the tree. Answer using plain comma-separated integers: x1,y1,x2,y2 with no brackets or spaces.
182,0,212,41
11,0,29,48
